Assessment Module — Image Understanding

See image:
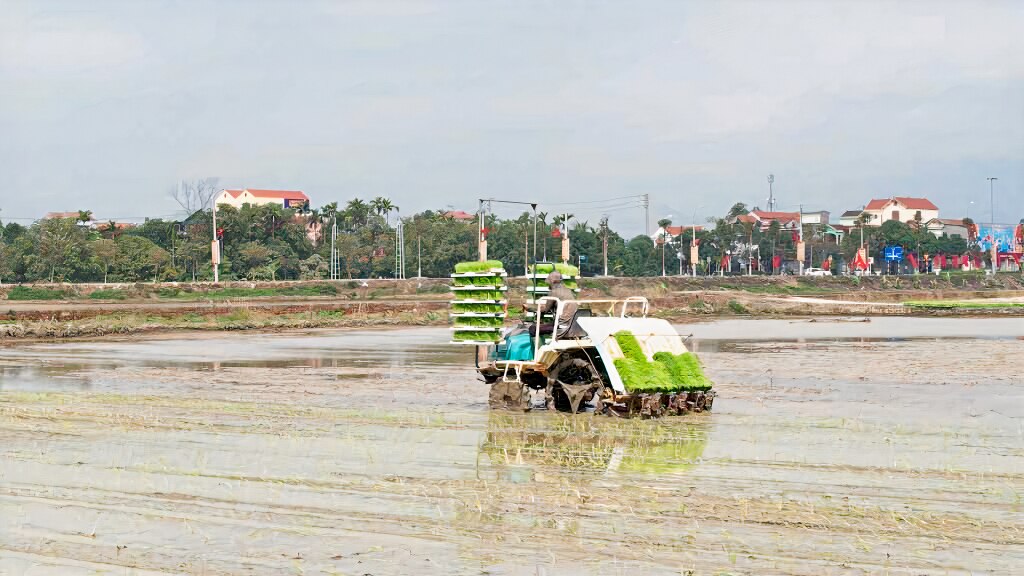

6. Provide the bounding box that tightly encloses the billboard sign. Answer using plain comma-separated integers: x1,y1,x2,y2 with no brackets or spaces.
977,225,1019,252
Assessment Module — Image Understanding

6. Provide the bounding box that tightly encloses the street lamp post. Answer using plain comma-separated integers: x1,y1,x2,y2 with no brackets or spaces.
691,205,705,277
987,177,998,272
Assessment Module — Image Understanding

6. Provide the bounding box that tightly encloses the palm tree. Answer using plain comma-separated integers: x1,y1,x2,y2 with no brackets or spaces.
344,198,369,229
371,197,398,227
77,210,93,226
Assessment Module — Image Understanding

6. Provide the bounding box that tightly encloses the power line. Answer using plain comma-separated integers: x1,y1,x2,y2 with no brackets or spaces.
542,194,647,207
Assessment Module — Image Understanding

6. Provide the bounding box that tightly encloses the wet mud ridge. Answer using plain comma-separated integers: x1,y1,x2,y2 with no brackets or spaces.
1,320,1022,574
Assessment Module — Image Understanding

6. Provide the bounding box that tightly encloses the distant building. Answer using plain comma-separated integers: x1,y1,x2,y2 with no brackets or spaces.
215,188,310,210
838,210,865,227
651,225,703,242
95,221,137,233
800,210,830,226
746,210,801,231
443,210,477,221
44,211,91,221
862,197,939,227
926,218,969,239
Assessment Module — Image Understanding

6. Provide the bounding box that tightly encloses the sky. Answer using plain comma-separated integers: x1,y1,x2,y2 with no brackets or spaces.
2,0,1022,235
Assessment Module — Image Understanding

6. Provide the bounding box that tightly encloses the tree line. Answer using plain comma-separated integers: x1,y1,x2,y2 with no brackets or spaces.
0,199,993,284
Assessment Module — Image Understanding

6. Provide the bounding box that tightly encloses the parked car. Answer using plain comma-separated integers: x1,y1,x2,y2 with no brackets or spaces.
804,267,832,276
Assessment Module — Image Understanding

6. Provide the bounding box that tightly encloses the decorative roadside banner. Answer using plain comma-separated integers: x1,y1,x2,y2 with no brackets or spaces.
852,248,869,271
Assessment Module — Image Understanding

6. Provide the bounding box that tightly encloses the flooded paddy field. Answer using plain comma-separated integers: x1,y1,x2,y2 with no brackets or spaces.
1,318,1022,575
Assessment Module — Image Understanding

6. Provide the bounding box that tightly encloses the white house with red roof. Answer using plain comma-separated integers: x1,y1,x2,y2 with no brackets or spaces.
862,197,938,226
744,210,801,231
443,210,477,221
215,188,310,210
650,225,704,242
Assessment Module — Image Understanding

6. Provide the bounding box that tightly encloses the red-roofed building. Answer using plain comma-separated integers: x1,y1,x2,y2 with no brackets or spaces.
44,211,91,221
745,210,801,231
650,225,704,242
926,218,970,239
862,197,939,226
443,210,476,221
215,188,310,209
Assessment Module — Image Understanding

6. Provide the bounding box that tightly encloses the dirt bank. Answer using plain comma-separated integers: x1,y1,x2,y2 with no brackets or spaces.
2,275,1023,340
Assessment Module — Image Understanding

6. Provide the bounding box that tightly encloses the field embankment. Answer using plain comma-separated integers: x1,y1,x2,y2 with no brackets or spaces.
1,273,1022,339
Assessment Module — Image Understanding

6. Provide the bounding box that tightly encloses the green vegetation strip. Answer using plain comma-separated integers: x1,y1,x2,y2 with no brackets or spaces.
88,289,127,300
612,330,712,393
904,300,1024,309
157,284,339,300
6,286,69,300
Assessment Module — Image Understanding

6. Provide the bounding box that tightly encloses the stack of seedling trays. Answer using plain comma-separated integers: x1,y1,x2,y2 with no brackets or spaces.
525,263,582,318
449,260,508,345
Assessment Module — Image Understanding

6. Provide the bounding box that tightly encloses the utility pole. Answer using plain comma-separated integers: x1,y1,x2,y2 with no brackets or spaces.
524,230,529,276
477,199,487,262
767,174,775,212
798,203,805,276
987,177,998,273
600,216,609,276
531,203,538,266
641,194,650,236
211,197,219,283
417,235,422,278
561,212,570,264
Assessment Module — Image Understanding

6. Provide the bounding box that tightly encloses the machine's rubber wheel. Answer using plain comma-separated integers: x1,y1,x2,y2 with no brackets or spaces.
548,356,603,414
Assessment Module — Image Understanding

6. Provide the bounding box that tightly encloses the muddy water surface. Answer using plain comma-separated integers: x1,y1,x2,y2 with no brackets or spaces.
1,319,1022,575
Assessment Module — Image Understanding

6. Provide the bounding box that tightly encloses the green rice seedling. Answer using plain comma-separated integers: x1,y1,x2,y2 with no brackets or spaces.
612,330,711,393
452,275,504,287
614,330,647,362
653,351,713,391
451,302,505,314
530,263,580,277
453,290,504,301
613,357,675,393
454,260,504,273
452,330,501,342
452,316,504,328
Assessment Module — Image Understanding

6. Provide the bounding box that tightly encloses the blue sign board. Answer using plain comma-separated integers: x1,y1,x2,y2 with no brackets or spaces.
884,246,903,261
579,255,587,262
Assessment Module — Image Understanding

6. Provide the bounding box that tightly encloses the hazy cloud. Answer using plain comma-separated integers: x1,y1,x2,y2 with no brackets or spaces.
1,0,1021,231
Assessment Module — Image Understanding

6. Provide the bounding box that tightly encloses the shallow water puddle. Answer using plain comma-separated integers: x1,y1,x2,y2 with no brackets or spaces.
1,319,1022,574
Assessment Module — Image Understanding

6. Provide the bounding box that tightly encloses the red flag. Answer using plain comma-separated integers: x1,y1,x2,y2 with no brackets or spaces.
720,254,731,270
974,255,982,269
551,227,561,238
852,249,868,271
772,255,782,270
907,253,918,270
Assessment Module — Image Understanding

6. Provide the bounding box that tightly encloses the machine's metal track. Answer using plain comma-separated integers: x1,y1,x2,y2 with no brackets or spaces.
488,377,715,418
